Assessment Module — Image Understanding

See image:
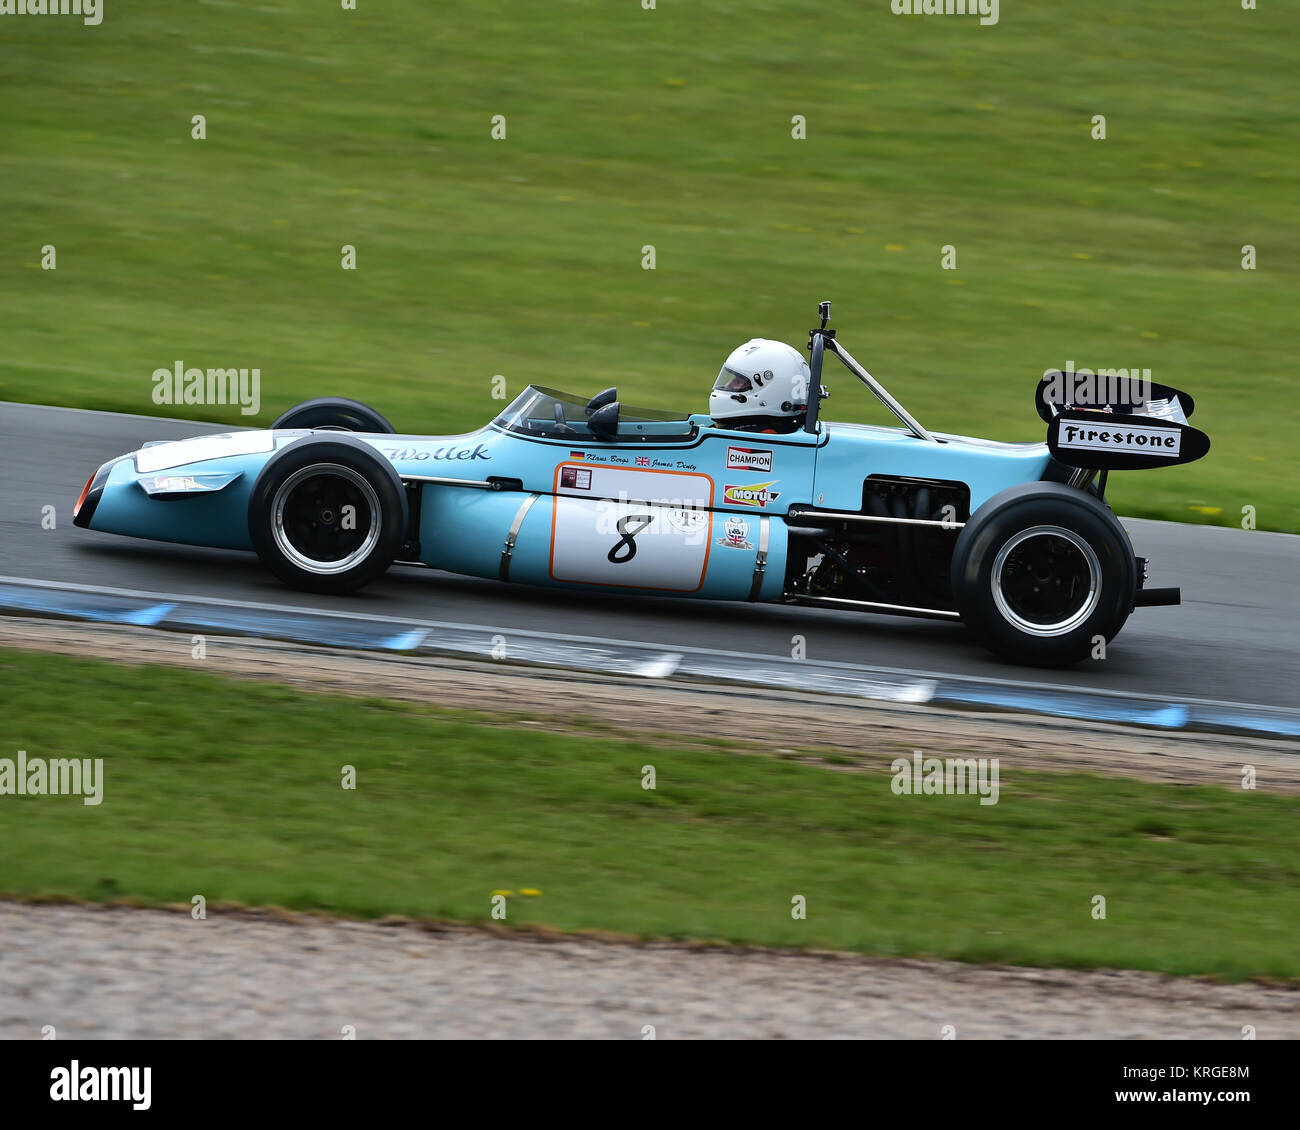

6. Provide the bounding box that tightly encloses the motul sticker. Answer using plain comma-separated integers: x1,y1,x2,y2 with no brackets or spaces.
1058,422,1181,456
726,446,773,473
723,481,781,508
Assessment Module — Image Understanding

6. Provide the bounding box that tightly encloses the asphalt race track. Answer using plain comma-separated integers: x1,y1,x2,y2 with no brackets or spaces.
2,401,1295,710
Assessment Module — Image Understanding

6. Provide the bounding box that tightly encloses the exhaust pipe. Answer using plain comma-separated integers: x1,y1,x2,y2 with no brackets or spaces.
1134,587,1180,607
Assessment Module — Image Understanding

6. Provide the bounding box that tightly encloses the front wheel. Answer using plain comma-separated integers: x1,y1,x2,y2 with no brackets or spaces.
248,436,407,593
950,483,1136,666
271,397,395,433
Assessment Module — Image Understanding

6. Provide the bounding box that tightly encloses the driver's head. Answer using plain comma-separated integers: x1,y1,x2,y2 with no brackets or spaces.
710,339,810,431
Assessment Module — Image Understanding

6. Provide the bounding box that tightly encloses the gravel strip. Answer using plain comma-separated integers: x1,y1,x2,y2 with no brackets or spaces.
1,903,1295,1040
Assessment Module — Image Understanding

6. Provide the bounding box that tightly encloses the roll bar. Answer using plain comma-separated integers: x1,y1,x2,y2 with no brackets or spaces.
804,301,938,443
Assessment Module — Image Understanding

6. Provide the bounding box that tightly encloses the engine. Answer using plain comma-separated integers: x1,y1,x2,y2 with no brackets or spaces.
786,475,970,610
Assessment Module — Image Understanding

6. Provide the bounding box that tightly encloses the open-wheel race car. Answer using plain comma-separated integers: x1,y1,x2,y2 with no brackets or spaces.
73,302,1210,665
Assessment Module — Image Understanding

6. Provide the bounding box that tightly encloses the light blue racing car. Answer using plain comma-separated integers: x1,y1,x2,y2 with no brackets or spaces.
73,302,1209,665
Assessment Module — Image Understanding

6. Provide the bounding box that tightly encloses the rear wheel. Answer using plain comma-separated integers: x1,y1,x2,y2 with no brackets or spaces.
248,437,406,593
271,397,395,433
951,483,1135,665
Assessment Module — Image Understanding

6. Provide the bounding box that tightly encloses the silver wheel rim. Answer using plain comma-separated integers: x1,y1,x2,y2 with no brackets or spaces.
271,463,382,575
991,524,1101,637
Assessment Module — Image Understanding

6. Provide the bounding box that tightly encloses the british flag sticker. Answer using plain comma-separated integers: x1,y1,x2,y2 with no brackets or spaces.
636,456,651,466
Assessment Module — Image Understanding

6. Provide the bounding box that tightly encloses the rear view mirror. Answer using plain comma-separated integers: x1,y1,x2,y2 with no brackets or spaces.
585,387,618,416
588,401,620,438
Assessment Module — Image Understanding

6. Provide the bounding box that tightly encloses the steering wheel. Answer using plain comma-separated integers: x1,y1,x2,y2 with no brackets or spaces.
552,402,576,435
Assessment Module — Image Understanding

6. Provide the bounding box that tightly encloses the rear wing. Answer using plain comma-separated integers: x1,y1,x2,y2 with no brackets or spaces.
1036,371,1209,470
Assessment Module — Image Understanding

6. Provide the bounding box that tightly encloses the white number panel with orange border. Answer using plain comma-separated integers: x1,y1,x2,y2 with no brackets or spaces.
548,462,715,591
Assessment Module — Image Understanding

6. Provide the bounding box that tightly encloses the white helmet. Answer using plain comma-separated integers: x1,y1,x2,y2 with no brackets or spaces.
710,338,811,427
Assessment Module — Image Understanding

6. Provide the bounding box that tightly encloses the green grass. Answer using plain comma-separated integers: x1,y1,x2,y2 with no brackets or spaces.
2,648,1298,980
0,3,1295,528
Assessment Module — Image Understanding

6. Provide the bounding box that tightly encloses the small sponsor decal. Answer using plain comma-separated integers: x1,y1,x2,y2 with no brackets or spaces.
723,480,781,508
726,446,773,473
153,476,203,492
560,466,592,490
717,515,753,550
1142,398,1185,423
667,508,708,535
1058,423,1181,456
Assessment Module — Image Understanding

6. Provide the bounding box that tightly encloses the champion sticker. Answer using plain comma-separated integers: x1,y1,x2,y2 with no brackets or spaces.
726,446,773,473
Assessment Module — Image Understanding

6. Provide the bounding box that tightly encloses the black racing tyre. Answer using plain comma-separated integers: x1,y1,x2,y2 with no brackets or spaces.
950,482,1136,666
248,436,406,594
271,397,395,433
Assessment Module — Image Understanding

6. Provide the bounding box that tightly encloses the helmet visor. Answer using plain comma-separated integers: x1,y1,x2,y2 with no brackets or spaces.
714,366,753,394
